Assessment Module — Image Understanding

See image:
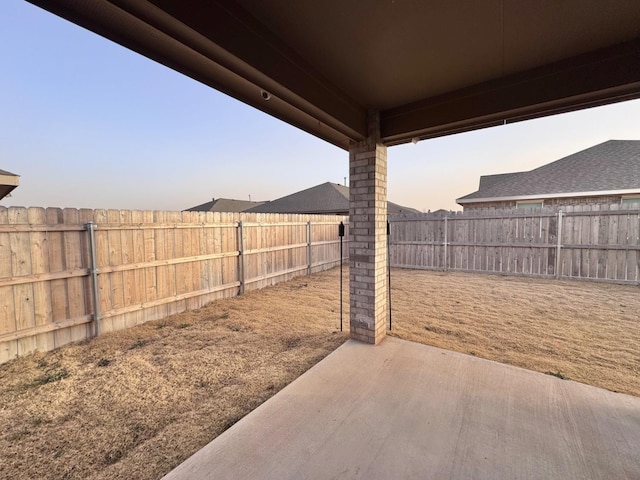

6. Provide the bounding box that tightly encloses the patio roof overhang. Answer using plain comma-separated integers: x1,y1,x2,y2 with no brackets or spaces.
0,170,19,201
25,0,640,150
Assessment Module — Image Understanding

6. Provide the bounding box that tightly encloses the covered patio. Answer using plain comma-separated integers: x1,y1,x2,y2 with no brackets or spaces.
26,0,640,345
163,337,640,479
25,1,640,477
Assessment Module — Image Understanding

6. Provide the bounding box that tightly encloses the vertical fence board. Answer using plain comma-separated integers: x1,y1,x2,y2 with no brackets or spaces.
10,207,37,355
131,211,146,306
607,207,619,280
63,208,88,342
627,212,639,281
119,210,135,318
617,210,629,281
579,209,589,278
560,213,572,277
28,208,54,352
212,213,222,290
0,208,17,362
106,210,124,317
589,210,600,279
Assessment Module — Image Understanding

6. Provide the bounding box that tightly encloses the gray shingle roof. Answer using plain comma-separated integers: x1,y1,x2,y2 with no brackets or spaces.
246,182,419,215
185,198,265,212
246,182,349,214
457,140,640,203
0,169,18,177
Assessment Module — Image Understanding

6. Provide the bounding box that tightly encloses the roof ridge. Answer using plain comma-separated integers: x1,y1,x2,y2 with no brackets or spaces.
457,140,640,203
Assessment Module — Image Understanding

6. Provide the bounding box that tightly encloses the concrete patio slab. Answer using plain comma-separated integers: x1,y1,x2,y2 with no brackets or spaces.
163,337,640,480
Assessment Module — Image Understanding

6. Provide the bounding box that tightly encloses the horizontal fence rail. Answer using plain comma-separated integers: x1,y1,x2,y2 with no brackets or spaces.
390,204,640,284
0,207,348,363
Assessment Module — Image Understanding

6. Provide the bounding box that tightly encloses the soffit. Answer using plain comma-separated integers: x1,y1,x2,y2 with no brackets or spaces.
25,0,640,149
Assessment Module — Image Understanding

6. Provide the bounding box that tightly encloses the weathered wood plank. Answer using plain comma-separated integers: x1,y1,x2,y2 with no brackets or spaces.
106,209,124,312
607,207,619,280
143,211,157,303
62,209,89,344
119,210,136,309
9,207,37,355
617,211,630,281
626,211,639,281
0,208,18,362
28,208,55,352
579,208,590,279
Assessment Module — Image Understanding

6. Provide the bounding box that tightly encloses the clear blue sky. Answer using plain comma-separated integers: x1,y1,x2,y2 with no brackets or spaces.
2,0,640,212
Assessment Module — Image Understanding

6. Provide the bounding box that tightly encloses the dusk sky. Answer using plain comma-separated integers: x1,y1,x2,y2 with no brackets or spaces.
2,1,640,213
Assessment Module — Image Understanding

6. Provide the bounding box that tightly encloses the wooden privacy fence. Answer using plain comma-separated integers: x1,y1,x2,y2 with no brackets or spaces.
0,207,348,363
390,204,640,284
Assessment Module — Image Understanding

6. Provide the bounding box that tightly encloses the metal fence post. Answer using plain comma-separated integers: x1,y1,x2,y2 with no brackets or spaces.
85,221,101,337
555,211,563,279
444,216,449,271
338,221,345,332
307,221,312,274
387,219,392,330
238,221,245,294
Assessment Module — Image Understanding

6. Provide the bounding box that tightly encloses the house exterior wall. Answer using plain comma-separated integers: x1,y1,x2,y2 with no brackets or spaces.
461,195,623,211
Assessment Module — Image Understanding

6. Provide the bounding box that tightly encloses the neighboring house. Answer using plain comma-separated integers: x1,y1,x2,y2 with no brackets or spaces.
0,169,19,200
185,197,266,213
426,209,456,218
245,182,419,215
456,140,640,211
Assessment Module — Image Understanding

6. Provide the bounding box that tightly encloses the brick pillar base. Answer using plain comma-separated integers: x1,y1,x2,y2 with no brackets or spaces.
349,111,387,345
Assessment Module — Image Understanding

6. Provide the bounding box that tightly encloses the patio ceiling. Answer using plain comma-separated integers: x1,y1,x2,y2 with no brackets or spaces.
27,0,640,150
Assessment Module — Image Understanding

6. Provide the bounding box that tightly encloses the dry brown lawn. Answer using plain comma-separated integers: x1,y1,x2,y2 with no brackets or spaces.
1,267,639,480
0,273,348,480
389,269,640,398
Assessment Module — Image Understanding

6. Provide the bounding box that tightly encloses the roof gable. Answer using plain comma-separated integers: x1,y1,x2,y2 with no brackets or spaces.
246,182,350,214
187,182,419,215
458,140,640,203
246,182,419,214
185,198,265,212
477,172,525,190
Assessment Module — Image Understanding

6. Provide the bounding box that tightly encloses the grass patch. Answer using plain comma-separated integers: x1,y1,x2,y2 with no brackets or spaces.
30,368,69,387
2,268,639,480
30,417,44,427
128,339,147,350
283,336,301,350
388,269,640,398
9,429,31,442
0,269,348,480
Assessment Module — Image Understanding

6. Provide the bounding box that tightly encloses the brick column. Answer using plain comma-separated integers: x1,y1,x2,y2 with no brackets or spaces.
349,111,387,344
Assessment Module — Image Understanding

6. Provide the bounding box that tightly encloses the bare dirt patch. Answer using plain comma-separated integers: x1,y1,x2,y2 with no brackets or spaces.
1,267,639,480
